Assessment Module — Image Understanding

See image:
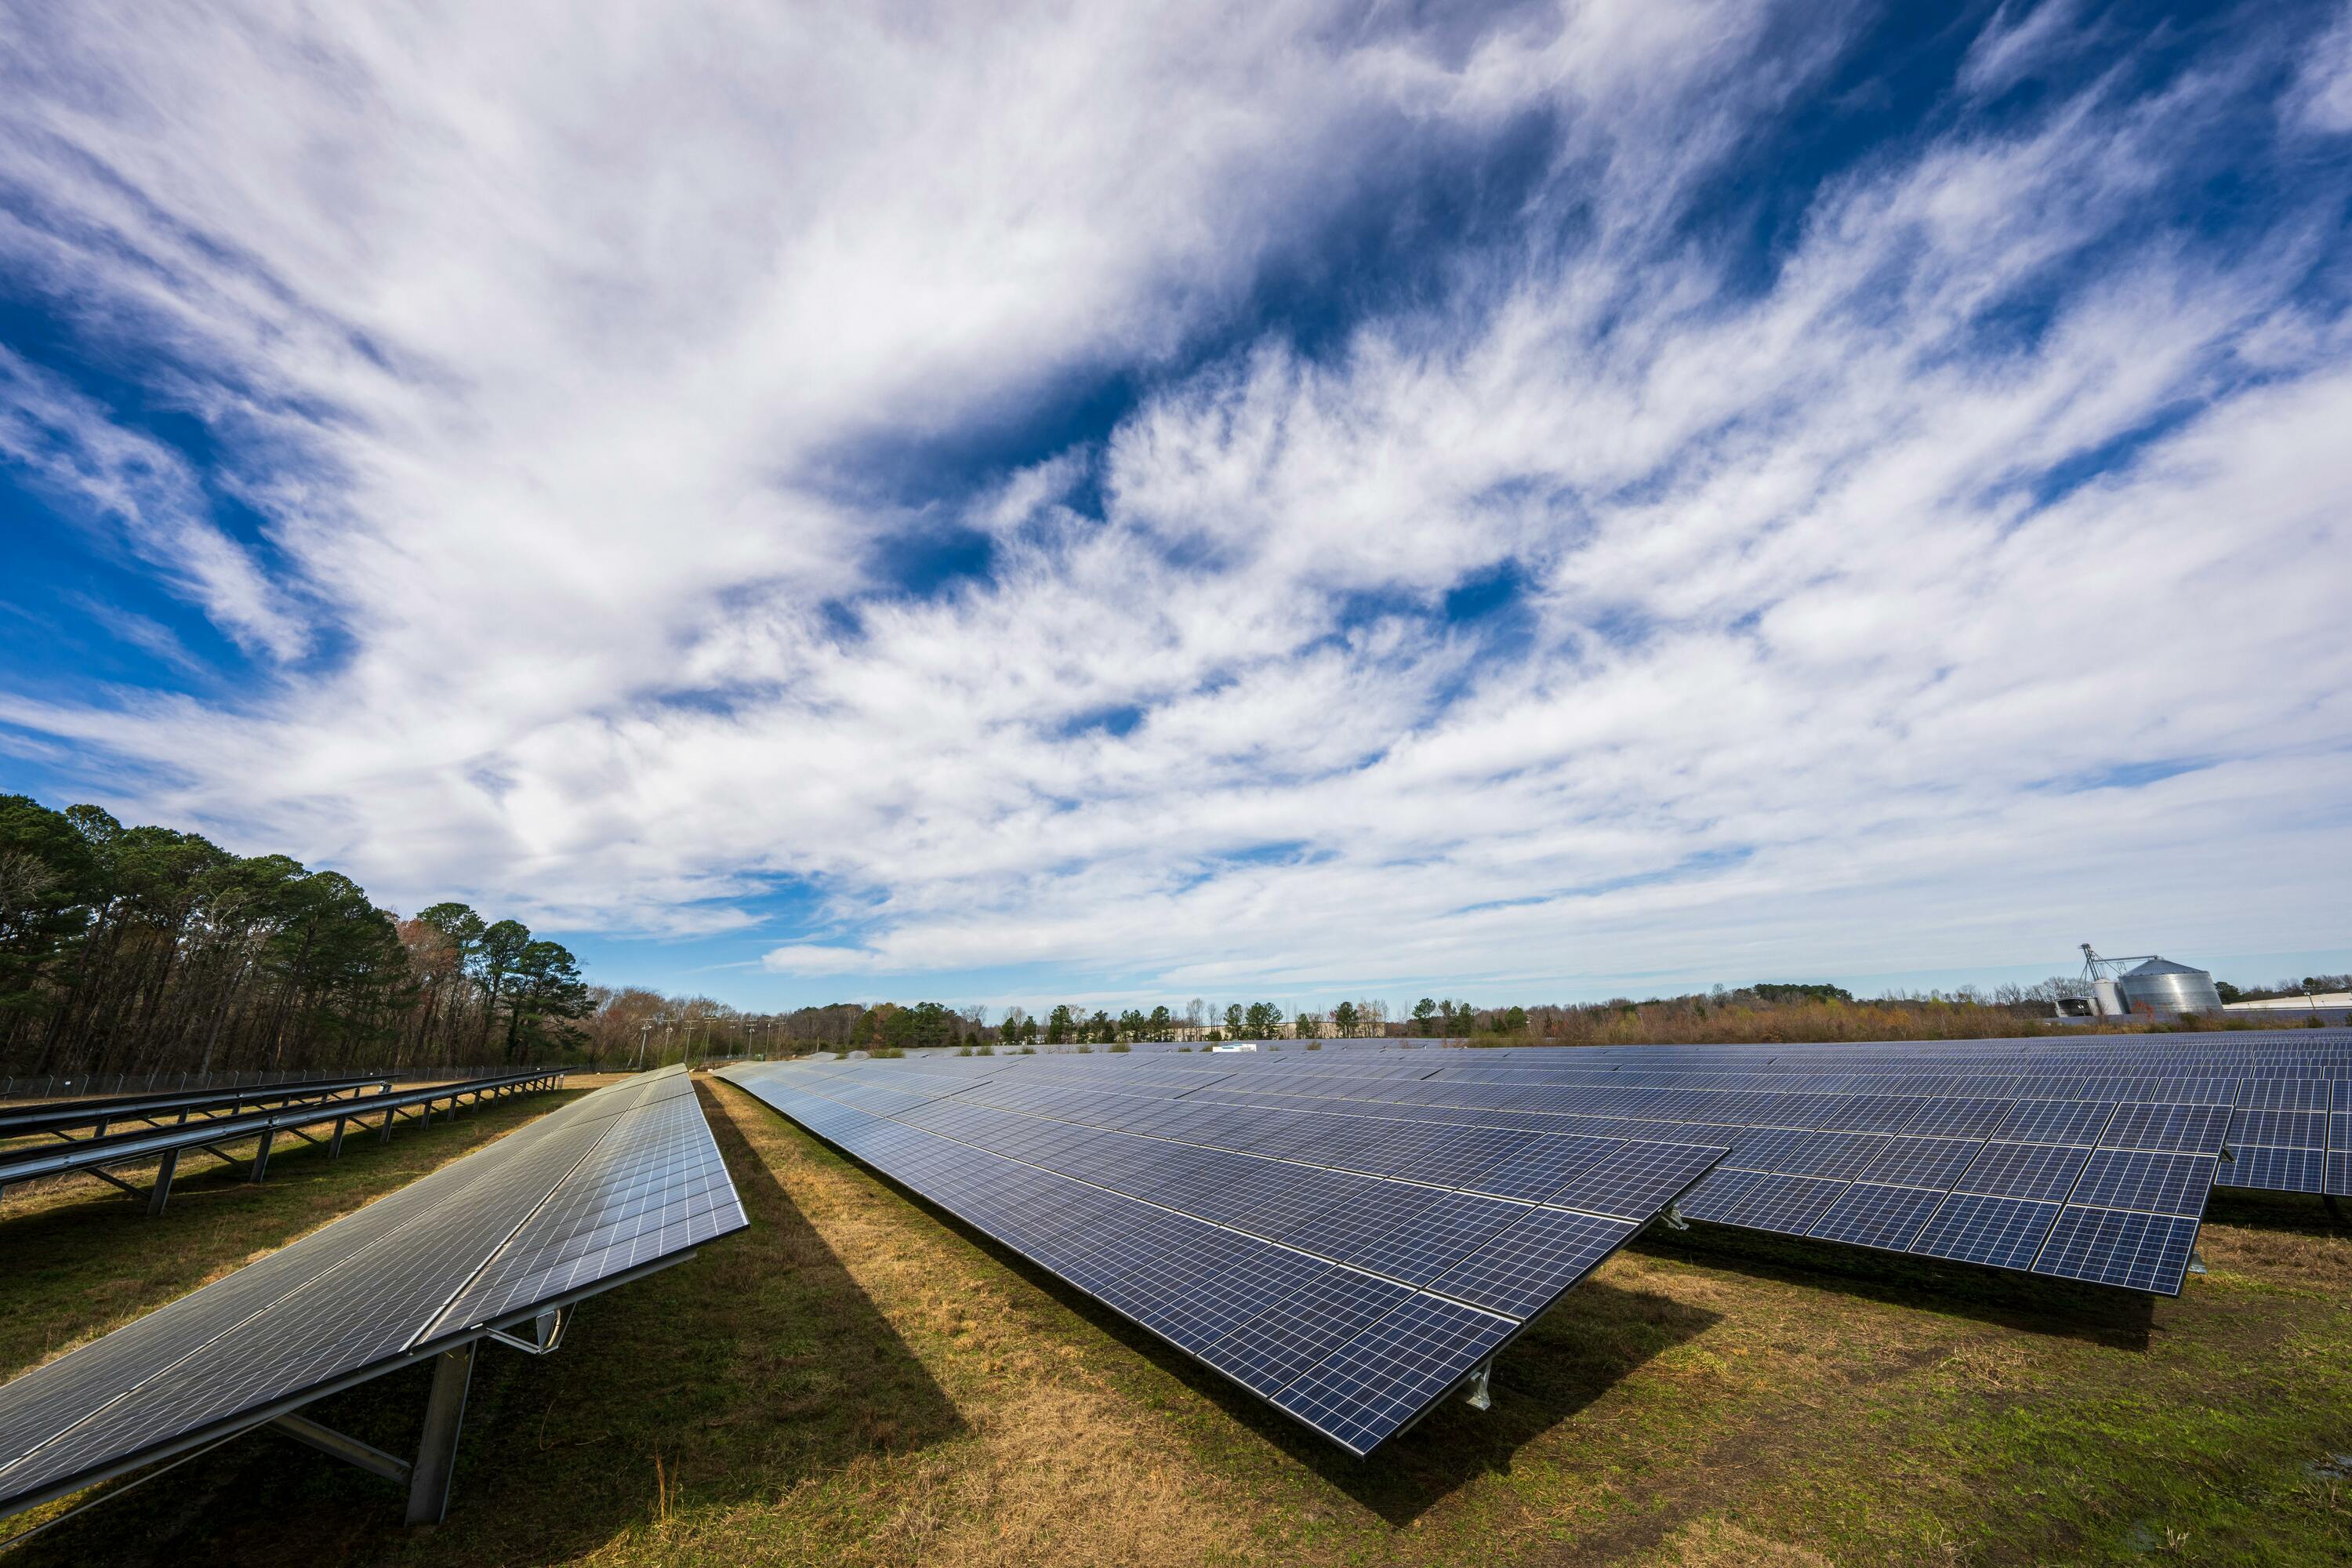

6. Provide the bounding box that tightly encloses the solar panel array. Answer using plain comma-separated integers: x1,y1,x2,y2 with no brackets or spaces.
0,1066,745,1519
0,1069,565,1206
736,1033,2346,1322
720,1059,1726,1455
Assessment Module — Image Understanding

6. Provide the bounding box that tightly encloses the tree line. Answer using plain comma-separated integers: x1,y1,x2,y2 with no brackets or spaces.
0,794,591,1081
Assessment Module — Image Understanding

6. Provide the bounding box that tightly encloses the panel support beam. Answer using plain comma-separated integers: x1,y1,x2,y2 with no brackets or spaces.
405,1341,475,1526
83,1165,142,1200
269,1414,411,1484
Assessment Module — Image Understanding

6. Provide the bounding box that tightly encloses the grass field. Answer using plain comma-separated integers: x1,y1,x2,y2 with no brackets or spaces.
4,1077,2350,1566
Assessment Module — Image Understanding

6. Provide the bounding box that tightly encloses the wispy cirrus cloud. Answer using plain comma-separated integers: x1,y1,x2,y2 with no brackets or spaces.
0,1,2347,1006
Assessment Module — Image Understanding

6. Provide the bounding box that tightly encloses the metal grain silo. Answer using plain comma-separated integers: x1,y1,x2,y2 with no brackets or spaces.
2118,957,2223,1017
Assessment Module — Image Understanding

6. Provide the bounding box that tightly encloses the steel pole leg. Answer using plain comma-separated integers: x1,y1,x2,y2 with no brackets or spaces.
147,1148,180,1217
329,1117,347,1159
405,1341,476,1525
249,1129,276,1182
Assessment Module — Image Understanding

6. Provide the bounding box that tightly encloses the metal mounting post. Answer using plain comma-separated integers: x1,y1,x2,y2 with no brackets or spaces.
405,1341,476,1526
328,1117,347,1159
1461,1361,1493,1411
1661,1202,1690,1232
146,1149,180,1217
248,1128,276,1183
2187,1249,2209,1276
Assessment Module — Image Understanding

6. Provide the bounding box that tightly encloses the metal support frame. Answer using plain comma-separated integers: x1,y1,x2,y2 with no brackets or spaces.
82,1166,142,1200
486,1306,569,1356
247,1128,276,1183
2187,1249,2209,1276
328,1116,348,1159
405,1341,476,1525
269,1414,411,1483
146,1149,180,1216
1659,1201,1690,1232
1461,1361,1493,1411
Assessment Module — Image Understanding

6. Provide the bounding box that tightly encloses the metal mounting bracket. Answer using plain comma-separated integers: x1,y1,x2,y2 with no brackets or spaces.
269,1413,412,1483
2187,1249,2208,1276
487,1306,571,1356
1461,1361,1493,1412
1661,1202,1690,1232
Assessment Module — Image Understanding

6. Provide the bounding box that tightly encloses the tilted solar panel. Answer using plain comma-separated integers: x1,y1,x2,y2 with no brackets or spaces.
0,1067,745,1528
720,1061,1723,1456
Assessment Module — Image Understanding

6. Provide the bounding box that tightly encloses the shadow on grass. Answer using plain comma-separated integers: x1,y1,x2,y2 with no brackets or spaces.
2201,1185,2350,1237
854,1167,1718,1527
1634,1225,2157,1350
8,1082,962,1568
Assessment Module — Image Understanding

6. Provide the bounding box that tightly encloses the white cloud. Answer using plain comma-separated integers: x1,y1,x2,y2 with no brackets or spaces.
2289,2,2352,133
0,1,2347,1003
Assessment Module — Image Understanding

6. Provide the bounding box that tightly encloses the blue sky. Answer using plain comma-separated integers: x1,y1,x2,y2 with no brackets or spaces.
2,0,2350,1015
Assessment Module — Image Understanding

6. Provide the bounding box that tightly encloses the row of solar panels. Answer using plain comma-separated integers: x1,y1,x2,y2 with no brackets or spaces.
753,1044,2352,1298
720,1062,1722,1454
0,1067,746,1527
0,1076,394,1141
0,1069,570,1214
943,1039,2352,1202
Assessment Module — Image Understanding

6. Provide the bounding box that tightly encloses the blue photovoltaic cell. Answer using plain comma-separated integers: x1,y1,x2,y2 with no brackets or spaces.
2069,1150,2215,1217
1897,1098,2016,1139
1807,1182,1945,1252
2031,1207,2200,1294
1196,1266,1414,1398
2229,1109,2325,1148
2100,1103,2231,1155
1469,1133,1621,1202
1853,1136,1984,1190
1429,1208,1635,1319
1681,1169,1846,1234
1342,1190,1527,1287
1954,1142,2089,1203
1269,1294,1517,1456
2328,1152,2352,1198
1909,1194,2060,1270
1991,1099,2115,1147
2222,1145,2325,1193
2235,1080,2330,1112
1548,1140,1725,1221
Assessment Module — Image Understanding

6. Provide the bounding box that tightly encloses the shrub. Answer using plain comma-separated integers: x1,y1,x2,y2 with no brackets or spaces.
1109,1042,1131,1052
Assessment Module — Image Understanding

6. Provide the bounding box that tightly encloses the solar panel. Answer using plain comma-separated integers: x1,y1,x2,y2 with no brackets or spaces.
720,1060,1719,1456
0,1067,744,1528
1907,1194,2060,1271
853,1028,2339,1298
